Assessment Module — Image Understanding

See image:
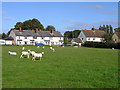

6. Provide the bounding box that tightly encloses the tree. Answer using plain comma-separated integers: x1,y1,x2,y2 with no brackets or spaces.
2,33,7,39
46,25,55,31
13,18,44,30
14,22,23,29
109,25,113,35
102,33,113,42
72,30,81,38
106,25,109,34
114,27,120,32
64,38,68,44
64,31,73,38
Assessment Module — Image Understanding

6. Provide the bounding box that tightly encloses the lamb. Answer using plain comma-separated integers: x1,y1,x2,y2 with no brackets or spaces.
42,46,45,50
22,47,25,50
20,51,30,58
112,48,114,50
32,52,44,61
37,46,39,48
8,51,17,55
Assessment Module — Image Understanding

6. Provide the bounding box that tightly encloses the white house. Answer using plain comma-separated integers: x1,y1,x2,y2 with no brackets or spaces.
71,38,82,46
4,37,14,45
9,28,64,46
78,28,105,43
0,39,5,45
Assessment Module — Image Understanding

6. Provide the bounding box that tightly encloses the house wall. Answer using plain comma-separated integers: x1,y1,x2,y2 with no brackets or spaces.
78,31,87,43
5,40,12,45
112,34,120,43
9,31,16,44
86,37,103,42
0,39,5,45
78,31,104,43
10,32,63,45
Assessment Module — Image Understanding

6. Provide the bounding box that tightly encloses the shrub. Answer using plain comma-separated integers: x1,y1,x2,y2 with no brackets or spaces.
83,41,120,49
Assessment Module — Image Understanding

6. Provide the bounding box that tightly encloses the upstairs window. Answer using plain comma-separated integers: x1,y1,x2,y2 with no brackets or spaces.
93,38,95,40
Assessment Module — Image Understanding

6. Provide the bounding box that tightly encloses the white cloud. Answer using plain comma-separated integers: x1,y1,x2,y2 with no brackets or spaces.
3,17,15,20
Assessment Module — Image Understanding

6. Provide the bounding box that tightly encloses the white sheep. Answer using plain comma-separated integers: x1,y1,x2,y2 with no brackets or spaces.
37,46,39,48
52,48,55,52
8,51,17,55
42,46,45,50
22,47,25,50
62,46,64,48
50,47,52,50
112,48,114,50
74,46,78,48
32,52,44,61
28,50,35,56
20,51,30,58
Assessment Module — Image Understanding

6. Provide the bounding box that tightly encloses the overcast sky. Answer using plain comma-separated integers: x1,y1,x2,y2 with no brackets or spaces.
2,2,118,34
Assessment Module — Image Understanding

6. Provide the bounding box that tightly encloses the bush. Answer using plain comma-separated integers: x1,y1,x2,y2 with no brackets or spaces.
83,41,120,49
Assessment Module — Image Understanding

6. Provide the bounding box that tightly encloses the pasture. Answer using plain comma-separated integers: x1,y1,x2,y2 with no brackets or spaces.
2,45,118,88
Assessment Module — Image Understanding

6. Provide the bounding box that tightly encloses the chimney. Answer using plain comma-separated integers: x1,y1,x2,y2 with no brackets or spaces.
36,28,38,33
19,27,21,32
51,29,54,35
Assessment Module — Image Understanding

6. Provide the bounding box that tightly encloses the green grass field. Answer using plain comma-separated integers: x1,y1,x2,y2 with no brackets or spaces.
2,45,118,88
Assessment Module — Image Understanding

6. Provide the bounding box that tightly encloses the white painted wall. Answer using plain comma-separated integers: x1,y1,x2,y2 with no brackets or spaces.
78,31,104,43
78,31,87,43
10,31,64,45
5,40,12,45
86,37,103,42
0,39,5,45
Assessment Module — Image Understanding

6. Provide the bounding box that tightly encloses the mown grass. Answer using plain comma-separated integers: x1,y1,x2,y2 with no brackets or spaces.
2,45,118,88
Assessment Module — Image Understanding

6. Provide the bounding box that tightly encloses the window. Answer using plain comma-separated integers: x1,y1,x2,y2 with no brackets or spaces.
42,37,44,39
93,38,95,40
60,37,61,40
19,42,21,44
82,38,83,40
88,38,90,40
115,39,116,41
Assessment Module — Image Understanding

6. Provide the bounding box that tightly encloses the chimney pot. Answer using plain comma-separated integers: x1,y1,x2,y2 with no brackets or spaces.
36,28,38,33
19,27,21,32
52,29,54,34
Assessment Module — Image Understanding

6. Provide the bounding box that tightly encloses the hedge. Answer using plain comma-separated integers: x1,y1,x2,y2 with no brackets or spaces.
83,41,120,49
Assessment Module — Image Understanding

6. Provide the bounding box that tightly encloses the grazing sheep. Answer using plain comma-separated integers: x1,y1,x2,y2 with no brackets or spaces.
41,52,44,55
37,46,39,48
52,48,55,52
50,47,53,50
62,46,64,48
8,51,17,55
20,51,30,58
74,46,78,48
28,50,35,56
32,52,44,61
42,46,45,50
22,47,25,50
112,48,114,50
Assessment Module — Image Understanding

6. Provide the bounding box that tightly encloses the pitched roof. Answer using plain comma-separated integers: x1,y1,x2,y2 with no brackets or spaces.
82,30,105,37
115,32,120,39
4,36,14,40
72,38,82,43
12,30,63,38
